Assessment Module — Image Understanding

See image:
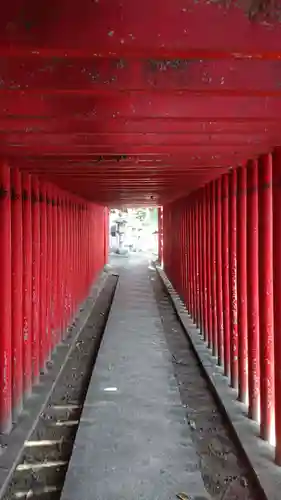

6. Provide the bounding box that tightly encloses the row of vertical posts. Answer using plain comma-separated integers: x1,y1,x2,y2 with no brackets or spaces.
0,162,107,434
161,149,281,464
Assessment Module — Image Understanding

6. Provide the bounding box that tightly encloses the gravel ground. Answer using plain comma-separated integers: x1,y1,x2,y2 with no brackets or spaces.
151,270,262,500
3,274,118,500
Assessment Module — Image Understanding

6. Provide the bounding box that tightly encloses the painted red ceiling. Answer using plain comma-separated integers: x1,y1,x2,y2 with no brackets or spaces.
2,0,281,206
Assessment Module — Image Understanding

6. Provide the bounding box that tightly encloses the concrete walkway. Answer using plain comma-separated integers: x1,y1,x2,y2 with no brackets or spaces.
61,258,210,500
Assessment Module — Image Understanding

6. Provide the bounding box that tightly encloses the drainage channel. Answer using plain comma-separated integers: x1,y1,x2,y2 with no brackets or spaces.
151,270,262,500
3,274,118,500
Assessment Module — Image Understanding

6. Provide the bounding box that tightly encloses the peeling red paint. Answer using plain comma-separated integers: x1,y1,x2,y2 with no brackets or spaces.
258,153,275,443
272,148,281,462
0,162,12,433
247,159,260,422
229,169,239,390
237,165,248,404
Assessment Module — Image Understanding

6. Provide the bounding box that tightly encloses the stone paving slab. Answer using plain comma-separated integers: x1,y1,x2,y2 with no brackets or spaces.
61,260,210,500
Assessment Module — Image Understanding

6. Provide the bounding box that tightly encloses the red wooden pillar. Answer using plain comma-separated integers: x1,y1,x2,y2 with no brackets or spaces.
177,203,181,295
194,199,199,324
168,206,172,280
198,192,204,332
104,207,109,266
11,168,23,420
162,207,166,270
22,173,32,399
31,176,40,384
186,203,191,312
163,207,166,270
61,195,67,334
86,204,90,290
247,160,260,422
272,148,281,463
259,153,274,443
177,204,181,294
86,204,90,292
168,205,172,282
190,202,196,323
222,174,231,379
78,201,82,302
65,198,70,324
76,202,81,305
229,170,238,390
182,202,187,300
70,199,74,314
51,189,58,349
206,185,212,349
75,201,79,308
46,184,53,361
69,199,74,320
170,205,175,287
91,206,95,278
80,203,84,300
176,203,180,293
216,178,223,366
86,204,90,291
237,166,248,404
66,197,70,328
70,200,74,314
190,200,195,320
76,201,80,304
158,207,163,265
82,203,86,296
72,200,77,314
182,204,188,307
39,182,47,371
202,187,208,342
56,190,63,343
86,204,89,288
211,181,218,357
0,163,12,432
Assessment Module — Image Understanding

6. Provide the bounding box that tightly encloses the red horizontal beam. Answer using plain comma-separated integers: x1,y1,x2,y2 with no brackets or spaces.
3,132,277,147
0,118,278,135
12,163,233,172
37,173,225,181
1,144,270,156
9,153,248,164
27,177,231,191
49,174,223,184
1,1,281,58
2,59,281,96
27,167,227,174
2,94,281,120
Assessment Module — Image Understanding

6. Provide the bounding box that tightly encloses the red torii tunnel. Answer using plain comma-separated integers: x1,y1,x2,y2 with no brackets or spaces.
2,0,281,482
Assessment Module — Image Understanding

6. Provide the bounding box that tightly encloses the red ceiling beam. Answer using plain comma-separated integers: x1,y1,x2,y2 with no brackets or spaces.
25,167,229,174
1,144,270,156
2,94,281,120
0,118,279,135
1,1,281,58
34,172,227,179
2,59,281,96
2,132,278,147
10,153,249,164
